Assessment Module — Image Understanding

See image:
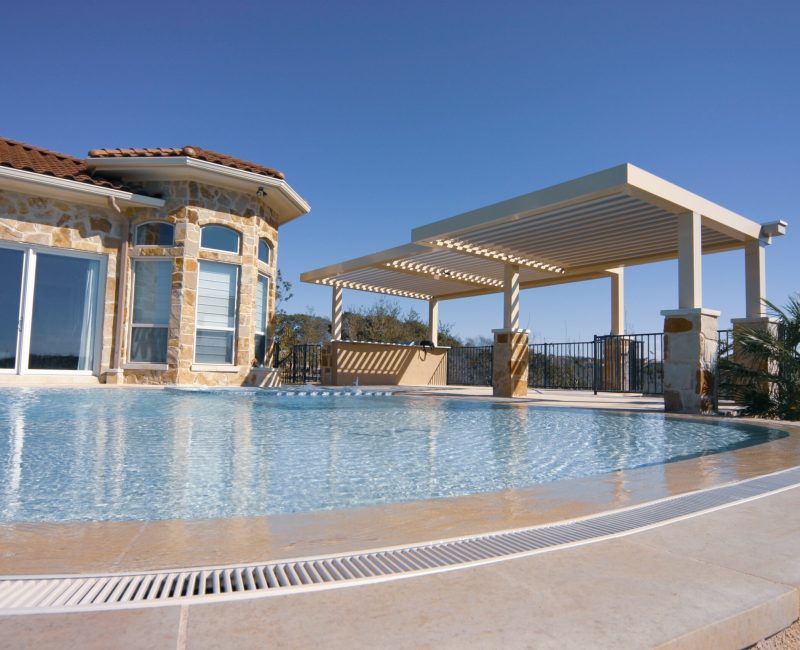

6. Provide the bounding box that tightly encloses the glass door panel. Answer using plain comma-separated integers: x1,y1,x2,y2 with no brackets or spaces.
28,253,100,371
0,248,24,370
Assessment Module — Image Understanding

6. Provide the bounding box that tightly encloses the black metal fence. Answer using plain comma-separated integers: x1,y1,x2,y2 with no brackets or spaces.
447,333,665,394
528,341,594,390
593,333,664,394
446,346,493,386
280,344,322,384
717,329,735,401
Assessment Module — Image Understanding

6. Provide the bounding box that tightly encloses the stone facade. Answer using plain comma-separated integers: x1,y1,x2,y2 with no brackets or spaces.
492,329,529,397
0,180,281,387
662,308,719,413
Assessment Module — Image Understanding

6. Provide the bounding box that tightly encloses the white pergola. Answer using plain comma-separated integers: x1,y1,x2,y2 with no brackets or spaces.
302,164,786,346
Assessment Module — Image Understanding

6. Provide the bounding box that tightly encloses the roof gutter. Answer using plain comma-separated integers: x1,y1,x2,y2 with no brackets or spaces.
0,166,164,208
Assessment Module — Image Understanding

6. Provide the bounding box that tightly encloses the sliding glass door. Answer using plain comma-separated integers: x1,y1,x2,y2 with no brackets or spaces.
0,245,103,374
0,248,24,371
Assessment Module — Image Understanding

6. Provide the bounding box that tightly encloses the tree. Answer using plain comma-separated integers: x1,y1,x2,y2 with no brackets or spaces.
720,295,800,420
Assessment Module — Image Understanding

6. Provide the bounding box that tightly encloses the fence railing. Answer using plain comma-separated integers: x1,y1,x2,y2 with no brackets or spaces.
279,344,322,384
529,341,594,390
446,346,493,386
447,333,665,394
716,329,735,402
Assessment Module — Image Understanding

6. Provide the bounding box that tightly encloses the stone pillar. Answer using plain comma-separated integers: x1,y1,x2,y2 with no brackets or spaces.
603,336,631,391
331,286,343,340
662,308,719,413
492,328,529,397
730,317,778,393
428,298,439,346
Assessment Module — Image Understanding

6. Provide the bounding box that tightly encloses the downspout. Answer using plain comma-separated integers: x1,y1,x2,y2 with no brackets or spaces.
111,201,129,374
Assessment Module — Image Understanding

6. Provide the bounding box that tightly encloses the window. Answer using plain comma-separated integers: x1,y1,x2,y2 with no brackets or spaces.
130,260,172,363
255,274,269,365
135,222,174,246
195,261,238,364
201,225,240,254
258,239,272,265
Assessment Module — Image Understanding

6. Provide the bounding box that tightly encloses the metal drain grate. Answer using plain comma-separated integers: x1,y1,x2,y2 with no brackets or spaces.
1,466,799,613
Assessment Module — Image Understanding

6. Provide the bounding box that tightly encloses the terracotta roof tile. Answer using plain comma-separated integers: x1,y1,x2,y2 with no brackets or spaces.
87,146,285,180
0,137,130,191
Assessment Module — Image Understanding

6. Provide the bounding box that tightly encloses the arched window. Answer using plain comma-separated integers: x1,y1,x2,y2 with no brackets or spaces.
201,225,240,254
135,221,174,246
258,239,273,265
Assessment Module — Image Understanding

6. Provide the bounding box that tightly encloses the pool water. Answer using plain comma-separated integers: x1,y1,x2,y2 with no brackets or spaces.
0,388,786,523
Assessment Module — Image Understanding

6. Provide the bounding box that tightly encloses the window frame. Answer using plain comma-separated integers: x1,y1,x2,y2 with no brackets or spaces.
193,260,240,366
200,224,241,255
127,257,173,366
254,273,270,365
258,239,273,265
134,221,175,247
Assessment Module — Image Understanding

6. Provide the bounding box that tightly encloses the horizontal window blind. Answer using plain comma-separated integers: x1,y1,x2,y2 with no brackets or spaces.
197,262,237,329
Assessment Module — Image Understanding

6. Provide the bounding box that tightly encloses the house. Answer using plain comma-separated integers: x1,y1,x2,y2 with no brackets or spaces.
0,138,310,386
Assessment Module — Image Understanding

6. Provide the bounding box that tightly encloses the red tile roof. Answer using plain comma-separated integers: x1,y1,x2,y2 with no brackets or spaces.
0,137,129,190
87,146,285,180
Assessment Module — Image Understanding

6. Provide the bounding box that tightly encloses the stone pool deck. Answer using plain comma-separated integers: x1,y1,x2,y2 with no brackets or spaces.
1,386,798,648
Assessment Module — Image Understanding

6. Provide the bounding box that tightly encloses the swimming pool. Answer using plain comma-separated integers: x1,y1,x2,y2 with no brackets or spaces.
0,388,786,523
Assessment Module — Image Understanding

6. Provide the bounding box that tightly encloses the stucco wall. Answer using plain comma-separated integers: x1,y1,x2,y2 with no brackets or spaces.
322,341,448,386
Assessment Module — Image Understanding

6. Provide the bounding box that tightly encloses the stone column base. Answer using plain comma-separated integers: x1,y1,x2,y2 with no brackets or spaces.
662,308,719,414
492,329,530,398
103,369,124,385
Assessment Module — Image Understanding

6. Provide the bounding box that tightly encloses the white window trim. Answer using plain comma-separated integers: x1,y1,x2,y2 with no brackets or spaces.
255,273,270,365
0,242,106,376
133,221,175,247
200,225,241,255
193,260,240,366
258,239,273,266
128,257,172,365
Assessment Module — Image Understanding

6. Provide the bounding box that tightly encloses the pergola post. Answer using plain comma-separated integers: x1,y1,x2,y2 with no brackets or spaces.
493,263,528,398
662,211,719,414
609,267,624,335
731,238,776,389
428,298,439,346
331,285,343,340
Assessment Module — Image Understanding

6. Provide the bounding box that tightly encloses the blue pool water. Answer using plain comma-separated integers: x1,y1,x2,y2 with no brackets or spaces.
0,388,786,523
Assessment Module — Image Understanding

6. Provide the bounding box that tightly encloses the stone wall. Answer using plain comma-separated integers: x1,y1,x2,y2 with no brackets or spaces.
0,189,125,374
0,180,281,386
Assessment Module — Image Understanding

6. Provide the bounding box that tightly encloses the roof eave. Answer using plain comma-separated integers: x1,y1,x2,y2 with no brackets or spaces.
0,166,165,208
87,156,310,225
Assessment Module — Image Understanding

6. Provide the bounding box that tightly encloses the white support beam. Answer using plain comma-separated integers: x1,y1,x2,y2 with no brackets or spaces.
331,286,343,340
504,263,521,330
678,212,702,309
609,268,624,335
428,298,439,346
745,239,767,318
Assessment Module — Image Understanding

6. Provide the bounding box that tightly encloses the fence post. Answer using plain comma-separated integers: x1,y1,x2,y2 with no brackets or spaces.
593,335,598,395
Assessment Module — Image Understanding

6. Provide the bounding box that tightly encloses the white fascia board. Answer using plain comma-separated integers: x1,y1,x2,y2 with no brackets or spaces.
0,166,164,208
300,243,432,283
411,164,629,243
87,156,311,225
625,165,761,240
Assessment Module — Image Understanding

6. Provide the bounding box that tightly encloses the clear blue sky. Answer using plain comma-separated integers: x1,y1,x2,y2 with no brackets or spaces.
2,1,797,342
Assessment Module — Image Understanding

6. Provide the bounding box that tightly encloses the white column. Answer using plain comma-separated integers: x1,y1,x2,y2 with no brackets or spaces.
331,286,343,340
678,211,702,309
609,267,624,335
503,263,520,330
428,298,439,346
744,239,767,318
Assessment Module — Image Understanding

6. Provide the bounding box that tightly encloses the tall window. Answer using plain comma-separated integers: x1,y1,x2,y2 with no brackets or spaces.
201,225,240,254
130,260,172,363
135,222,174,246
255,274,269,365
196,261,238,364
258,239,272,265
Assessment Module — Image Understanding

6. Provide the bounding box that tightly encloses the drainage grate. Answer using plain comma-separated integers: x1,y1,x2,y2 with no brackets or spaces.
1,466,799,613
